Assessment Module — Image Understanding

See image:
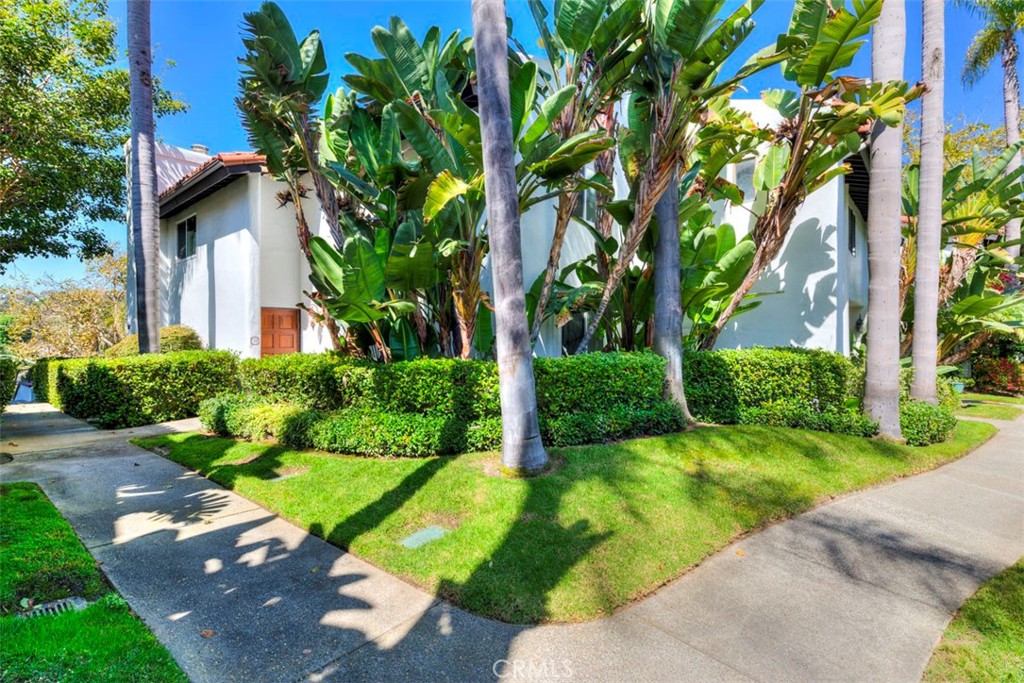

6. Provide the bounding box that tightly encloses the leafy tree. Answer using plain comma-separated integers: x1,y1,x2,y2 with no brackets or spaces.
899,144,1024,364
699,0,922,350
958,0,1024,259
0,0,184,269
237,1,344,351
1,251,128,358
525,0,643,342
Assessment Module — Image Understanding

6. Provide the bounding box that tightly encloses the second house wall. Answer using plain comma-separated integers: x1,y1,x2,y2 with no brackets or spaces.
255,175,335,355
159,176,261,357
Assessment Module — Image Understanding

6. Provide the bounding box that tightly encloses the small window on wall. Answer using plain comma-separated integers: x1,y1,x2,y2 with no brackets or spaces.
735,160,755,203
176,215,197,259
848,208,857,255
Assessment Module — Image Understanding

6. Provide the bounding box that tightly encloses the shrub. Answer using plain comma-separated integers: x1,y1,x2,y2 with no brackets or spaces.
309,410,467,458
737,400,878,437
897,368,961,414
239,353,347,409
336,357,501,418
684,348,862,433
0,358,17,411
971,356,1024,397
900,400,957,446
39,351,237,428
543,401,685,447
103,325,204,357
534,352,666,416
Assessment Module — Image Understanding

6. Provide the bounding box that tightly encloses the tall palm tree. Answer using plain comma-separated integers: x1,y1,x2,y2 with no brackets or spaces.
127,0,159,353
472,0,548,474
912,0,945,404
960,0,1024,259
652,169,694,421
865,0,905,439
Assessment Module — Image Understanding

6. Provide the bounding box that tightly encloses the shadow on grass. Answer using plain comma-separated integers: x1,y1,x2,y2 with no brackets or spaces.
130,421,994,681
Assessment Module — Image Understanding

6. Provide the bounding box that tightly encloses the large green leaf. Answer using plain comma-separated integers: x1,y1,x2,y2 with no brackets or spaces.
795,0,881,88
521,84,576,152
392,100,455,175
509,61,538,144
655,0,726,58
386,223,437,291
555,0,609,53
753,141,791,191
424,170,476,222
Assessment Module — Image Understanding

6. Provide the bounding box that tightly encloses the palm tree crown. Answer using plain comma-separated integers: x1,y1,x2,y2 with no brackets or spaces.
959,0,1024,88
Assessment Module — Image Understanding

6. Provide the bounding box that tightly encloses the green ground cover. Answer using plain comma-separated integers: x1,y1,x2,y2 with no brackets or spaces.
135,420,996,624
956,402,1024,421
0,482,186,683
923,560,1024,683
961,391,1024,406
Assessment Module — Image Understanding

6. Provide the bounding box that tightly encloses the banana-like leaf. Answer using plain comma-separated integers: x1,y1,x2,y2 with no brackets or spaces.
795,0,881,88
388,318,420,361
753,141,791,191
509,61,538,144
424,171,479,223
555,0,609,53
655,0,727,58
521,84,576,153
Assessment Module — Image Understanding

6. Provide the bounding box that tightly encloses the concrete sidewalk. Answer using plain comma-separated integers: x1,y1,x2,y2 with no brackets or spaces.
1,402,1021,683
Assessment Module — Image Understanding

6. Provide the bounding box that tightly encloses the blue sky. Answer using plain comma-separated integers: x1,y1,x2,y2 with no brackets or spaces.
4,0,1016,283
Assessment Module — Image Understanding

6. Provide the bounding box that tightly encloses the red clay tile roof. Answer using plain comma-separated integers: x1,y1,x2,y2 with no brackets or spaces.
159,152,266,200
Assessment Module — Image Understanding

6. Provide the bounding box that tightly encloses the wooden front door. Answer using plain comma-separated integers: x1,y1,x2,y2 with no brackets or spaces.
261,308,300,356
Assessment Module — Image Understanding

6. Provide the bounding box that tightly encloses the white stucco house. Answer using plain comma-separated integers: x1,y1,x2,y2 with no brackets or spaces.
126,100,870,360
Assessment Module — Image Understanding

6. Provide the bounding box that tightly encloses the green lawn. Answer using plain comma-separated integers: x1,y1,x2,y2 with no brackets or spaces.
0,483,186,683
961,391,1024,406
957,402,1024,421
135,420,995,624
923,560,1024,683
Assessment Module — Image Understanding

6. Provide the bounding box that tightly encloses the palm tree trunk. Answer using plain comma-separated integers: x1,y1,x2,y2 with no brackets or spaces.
472,0,547,474
912,0,944,404
1003,34,1021,260
864,0,906,440
127,0,160,354
652,171,693,422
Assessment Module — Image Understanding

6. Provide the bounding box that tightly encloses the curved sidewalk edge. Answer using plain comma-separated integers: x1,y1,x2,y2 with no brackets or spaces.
0,406,1020,683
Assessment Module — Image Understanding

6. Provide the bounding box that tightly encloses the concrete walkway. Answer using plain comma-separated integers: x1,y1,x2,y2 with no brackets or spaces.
1,402,1021,683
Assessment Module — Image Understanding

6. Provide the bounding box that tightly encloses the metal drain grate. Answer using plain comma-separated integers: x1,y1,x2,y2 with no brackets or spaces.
19,597,88,619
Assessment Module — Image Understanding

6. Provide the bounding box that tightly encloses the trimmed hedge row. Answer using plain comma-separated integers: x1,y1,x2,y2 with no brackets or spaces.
206,351,685,457
237,352,666,420
0,357,17,413
683,347,876,435
204,347,891,457
33,351,238,429
199,396,685,458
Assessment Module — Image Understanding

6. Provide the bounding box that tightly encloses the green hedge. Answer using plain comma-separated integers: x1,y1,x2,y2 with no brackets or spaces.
236,351,665,421
684,347,871,434
204,351,683,457
900,400,958,446
0,357,17,413
34,351,238,429
104,325,204,357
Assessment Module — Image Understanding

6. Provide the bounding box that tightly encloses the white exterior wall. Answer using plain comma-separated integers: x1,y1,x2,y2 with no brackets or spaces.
716,172,845,352
159,176,261,357
255,175,334,354
126,142,209,335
